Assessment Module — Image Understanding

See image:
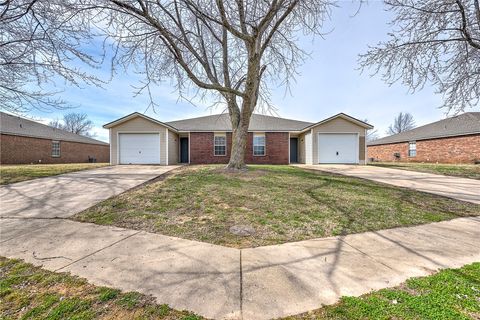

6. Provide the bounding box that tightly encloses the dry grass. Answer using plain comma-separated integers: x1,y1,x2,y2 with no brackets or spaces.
74,165,480,248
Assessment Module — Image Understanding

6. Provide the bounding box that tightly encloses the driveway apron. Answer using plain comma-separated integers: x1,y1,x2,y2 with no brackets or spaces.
296,164,480,204
0,165,180,218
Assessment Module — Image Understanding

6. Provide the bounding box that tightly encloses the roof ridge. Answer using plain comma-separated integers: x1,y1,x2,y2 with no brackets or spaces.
2,112,89,139
368,112,480,146
166,112,314,124
0,112,107,145
379,113,470,139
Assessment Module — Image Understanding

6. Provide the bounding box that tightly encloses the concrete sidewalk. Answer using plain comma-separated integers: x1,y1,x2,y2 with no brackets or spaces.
1,216,479,320
0,165,179,218
297,164,480,204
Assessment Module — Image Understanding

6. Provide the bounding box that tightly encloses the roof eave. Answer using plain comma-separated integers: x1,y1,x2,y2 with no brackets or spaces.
103,112,179,132
300,113,373,133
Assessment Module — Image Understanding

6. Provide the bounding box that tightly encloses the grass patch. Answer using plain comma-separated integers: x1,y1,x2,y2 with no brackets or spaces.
370,162,480,180
288,262,480,320
0,257,202,320
0,163,109,185
74,165,480,248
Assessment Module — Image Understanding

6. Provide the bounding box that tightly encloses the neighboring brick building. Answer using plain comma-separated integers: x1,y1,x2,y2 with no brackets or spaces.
0,112,109,164
368,112,480,164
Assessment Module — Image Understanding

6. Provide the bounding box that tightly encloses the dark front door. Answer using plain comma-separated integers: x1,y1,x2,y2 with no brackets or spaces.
290,138,298,163
180,137,189,163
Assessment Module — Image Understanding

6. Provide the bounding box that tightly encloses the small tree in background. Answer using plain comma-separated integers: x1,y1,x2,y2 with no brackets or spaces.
387,112,415,135
49,112,95,137
364,119,380,142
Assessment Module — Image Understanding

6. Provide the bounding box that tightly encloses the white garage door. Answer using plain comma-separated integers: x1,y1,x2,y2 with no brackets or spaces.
318,133,358,164
119,133,160,164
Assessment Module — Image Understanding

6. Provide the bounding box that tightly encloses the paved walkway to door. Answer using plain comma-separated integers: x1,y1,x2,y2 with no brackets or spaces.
296,164,480,204
1,216,478,320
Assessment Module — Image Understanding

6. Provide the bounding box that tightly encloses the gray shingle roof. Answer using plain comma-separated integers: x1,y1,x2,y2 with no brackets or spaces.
0,112,108,145
368,112,480,146
165,113,314,131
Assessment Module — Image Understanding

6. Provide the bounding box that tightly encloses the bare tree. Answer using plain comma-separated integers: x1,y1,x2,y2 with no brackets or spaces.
49,112,95,137
0,0,101,114
359,0,480,113
387,112,415,135
48,118,63,129
83,0,334,169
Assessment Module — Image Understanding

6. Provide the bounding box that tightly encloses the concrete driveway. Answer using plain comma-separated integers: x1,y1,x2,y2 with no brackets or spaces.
0,165,180,219
297,164,480,204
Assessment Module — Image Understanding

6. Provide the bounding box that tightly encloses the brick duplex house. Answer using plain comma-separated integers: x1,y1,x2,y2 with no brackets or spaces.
0,112,109,164
368,112,480,164
103,112,373,165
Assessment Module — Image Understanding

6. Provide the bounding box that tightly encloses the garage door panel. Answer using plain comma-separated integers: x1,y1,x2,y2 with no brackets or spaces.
318,133,358,164
119,133,160,164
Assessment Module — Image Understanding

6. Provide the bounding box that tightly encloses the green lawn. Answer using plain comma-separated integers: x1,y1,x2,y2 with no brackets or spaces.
370,162,480,180
290,262,480,320
74,165,480,248
0,163,109,185
0,257,202,320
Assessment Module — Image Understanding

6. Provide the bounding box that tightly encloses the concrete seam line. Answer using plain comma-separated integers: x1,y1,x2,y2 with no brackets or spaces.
339,237,395,271
240,249,243,320
54,231,142,272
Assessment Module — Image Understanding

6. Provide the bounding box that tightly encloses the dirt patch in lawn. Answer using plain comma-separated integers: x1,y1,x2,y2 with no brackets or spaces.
73,165,480,248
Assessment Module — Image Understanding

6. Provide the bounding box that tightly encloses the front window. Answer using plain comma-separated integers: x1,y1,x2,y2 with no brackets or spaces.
52,141,60,157
253,133,265,156
214,134,226,156
408,141,416,157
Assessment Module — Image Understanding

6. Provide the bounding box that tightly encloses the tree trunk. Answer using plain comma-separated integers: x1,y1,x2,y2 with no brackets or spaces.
227,118,249,169
226,47,261,170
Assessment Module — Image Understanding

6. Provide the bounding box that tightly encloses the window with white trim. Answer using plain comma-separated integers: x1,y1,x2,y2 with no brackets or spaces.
214,134,226,156
52,141,61,157
253,133,265,156
408,141,416,157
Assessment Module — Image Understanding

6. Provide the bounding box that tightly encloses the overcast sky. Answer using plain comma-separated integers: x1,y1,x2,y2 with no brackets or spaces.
25,1,478,142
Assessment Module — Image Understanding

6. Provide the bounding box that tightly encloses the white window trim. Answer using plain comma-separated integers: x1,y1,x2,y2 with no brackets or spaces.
51,140,61,157
408,141,417,157
253,132,266,156
165,128,169,165
214,133,227,156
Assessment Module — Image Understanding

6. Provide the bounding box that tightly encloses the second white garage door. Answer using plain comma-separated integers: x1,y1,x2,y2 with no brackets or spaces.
119,133,160,164
318,133,358,164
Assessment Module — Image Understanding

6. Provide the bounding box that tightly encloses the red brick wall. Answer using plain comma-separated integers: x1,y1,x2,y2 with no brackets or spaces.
0,134,110,164
189,132,289,165
367,134,480,164
190,132,232,164
245,132,289,164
